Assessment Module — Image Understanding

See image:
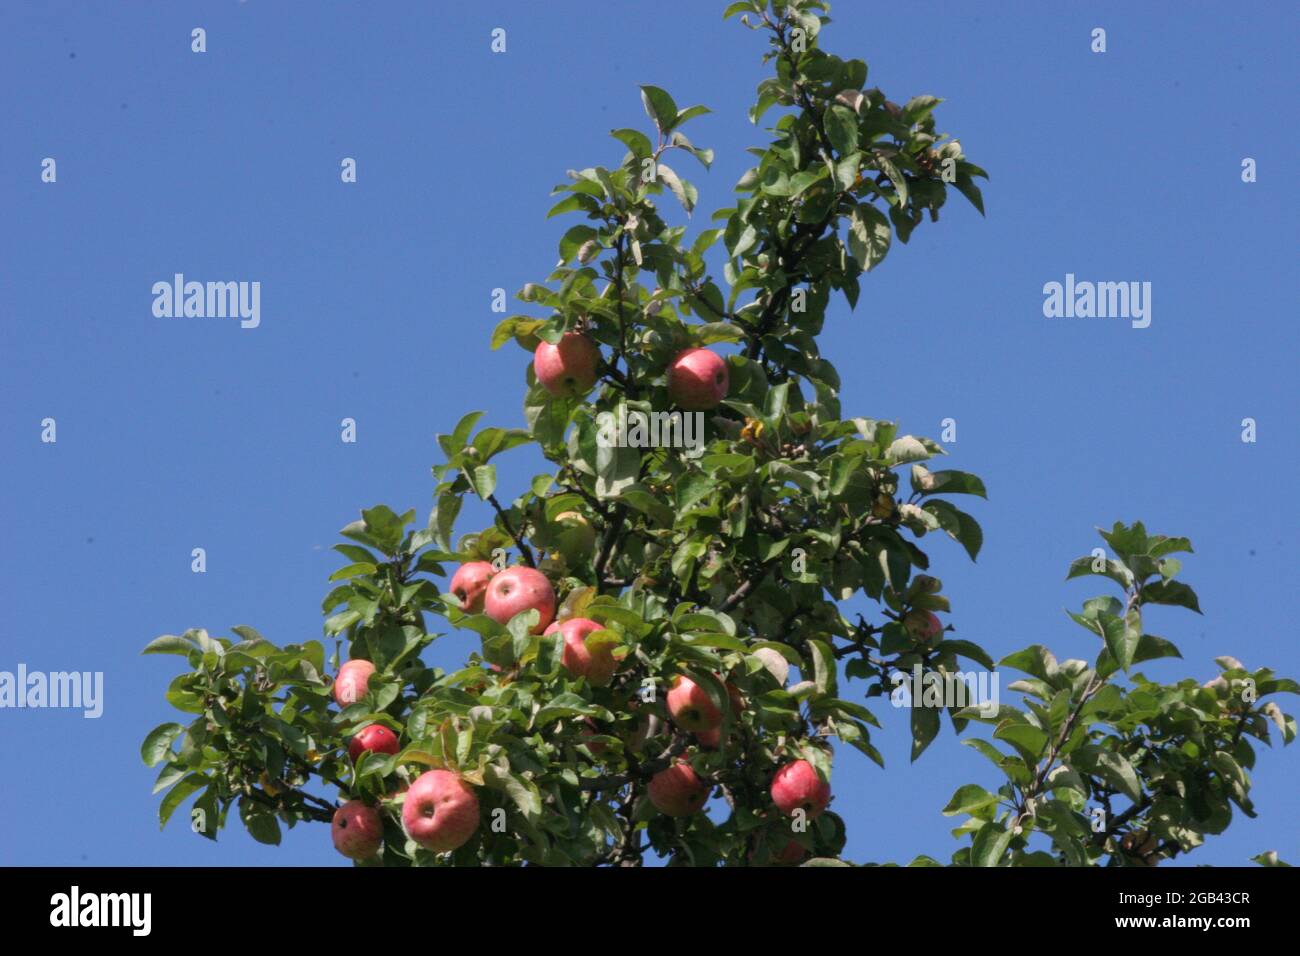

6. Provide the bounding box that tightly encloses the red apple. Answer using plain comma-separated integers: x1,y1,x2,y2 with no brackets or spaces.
648,761,711,817
558,617,617,686
667,674,722,732
483,566,556,634
331,800,383,861
333,659,376,707
449,561,496,613
770,759,831,818
695,726,723,750
667,348,729,411
903,610,943,644
348,724,400,762
534,331,600,398
402,770,480,853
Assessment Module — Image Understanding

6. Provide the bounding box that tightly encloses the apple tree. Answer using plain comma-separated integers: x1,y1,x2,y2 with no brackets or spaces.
141,0,1296,866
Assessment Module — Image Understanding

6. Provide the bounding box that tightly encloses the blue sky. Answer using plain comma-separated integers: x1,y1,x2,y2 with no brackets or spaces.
1,1,1295,866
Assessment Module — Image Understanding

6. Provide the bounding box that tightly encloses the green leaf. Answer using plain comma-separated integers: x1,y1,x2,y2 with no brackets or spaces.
993,721,1048,759
942,784,1000,817
239,798,282,846
911,705,940,762
467,463,497,501
610,128,654,160
159,773,209,830
142,634,197,657
141,723,184,767
1071,745,1141,802
1140,580,1203,614
824,105,859,155
923,499,982,561
970,822,1013,867
657,164,697,214
998,645,1058,683
847,202,891,272
640,85,679,133
808,640,838,697
912,469,987,498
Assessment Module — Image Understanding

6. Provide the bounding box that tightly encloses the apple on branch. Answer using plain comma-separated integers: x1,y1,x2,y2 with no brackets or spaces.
667,347,729,411
648,760,711,817
534,331,601,398
903,609,944,645
770,759,831,818
333,659,376,707
449,561,496,614
667,674,723,732
483,566,557,634
402,770,481,853
549,616,618,686
348,724,400,762
331,800,384,861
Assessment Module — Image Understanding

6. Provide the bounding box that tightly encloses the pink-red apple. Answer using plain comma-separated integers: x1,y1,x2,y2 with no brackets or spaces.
770,759,831,818
331,800,383,860
903,610,943,644
667,674,722,732
695,726,723,750
348,724,400,762
483,566,556,634
333,659,376,707
534,332,601,398
648,761,711,817
667,348,729,411
558,617,617,686
402,770,480,853
449,561,496,613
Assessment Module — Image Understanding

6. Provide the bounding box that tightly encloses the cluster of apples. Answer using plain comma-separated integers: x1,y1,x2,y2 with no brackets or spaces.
533,330,730,410
329,657,483,861
645,669,833,863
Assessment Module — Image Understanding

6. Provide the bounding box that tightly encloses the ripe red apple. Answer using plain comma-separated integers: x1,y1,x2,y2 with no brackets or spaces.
667,674,722,732
348,724,400,762
667,347,729,411
770,759,831,818
648,761,711,817
402,770,480,853
483,566,556,634
449,561,496,613
331,800,383,861
534,331,601,398
695,726,723,750
333,659,376,707
903,610,943,644
558,617,617,686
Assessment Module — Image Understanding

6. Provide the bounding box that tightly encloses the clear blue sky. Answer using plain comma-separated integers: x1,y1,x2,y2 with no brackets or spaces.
1,1,1295,866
